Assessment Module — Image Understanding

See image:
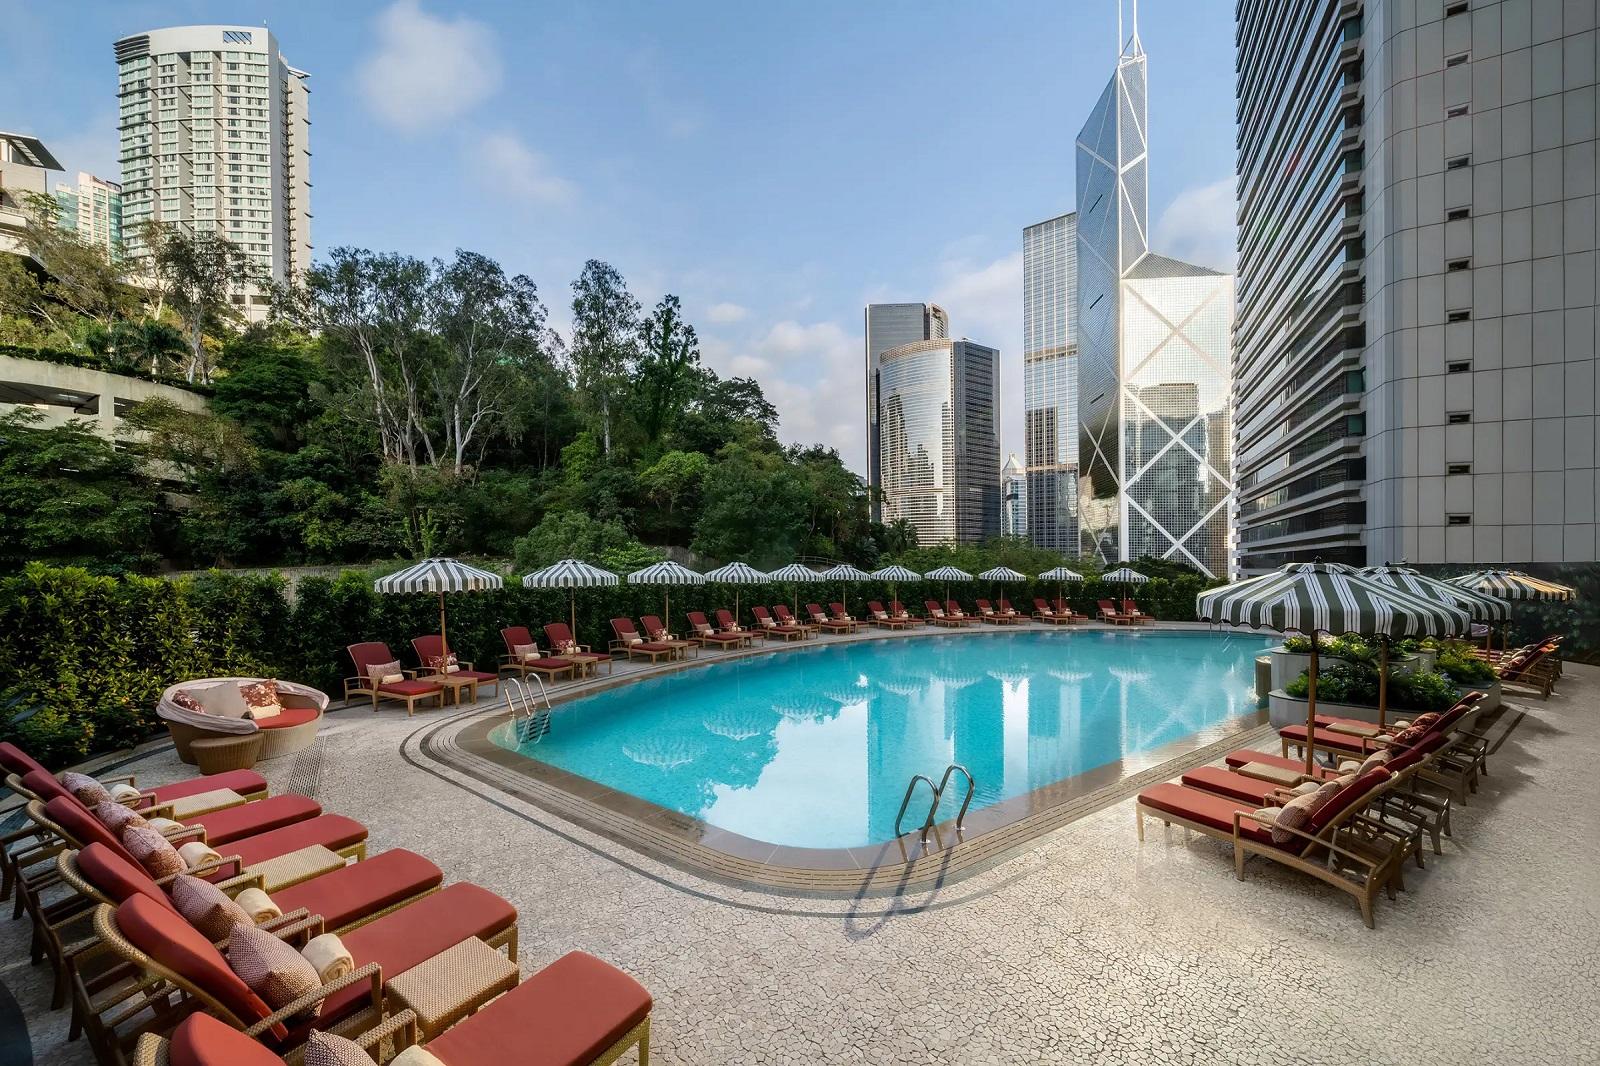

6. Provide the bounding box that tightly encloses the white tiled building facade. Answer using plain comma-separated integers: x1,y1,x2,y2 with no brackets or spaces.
115,25,311,319
1235,0,1599,570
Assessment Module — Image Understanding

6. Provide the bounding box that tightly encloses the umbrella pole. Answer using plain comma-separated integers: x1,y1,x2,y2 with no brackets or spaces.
1304,631,1319,775
1378,636,1389,730
439,590,448,661
569,588,577,647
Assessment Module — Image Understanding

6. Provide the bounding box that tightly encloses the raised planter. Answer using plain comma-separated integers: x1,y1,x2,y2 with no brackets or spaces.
1267,680,1501,729
1266,646,1422,691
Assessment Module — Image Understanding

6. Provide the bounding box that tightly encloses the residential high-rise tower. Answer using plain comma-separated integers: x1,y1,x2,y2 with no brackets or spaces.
54,172,124,259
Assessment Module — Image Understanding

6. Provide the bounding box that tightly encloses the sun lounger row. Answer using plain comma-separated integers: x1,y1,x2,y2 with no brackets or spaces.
1134,692,1489,927
0,742,652,1066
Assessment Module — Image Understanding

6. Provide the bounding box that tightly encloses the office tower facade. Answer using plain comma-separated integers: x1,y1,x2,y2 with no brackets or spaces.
1002,453,1028,536
115,25,311,319
1023,211,1080,552
865,302,948,518
1077,28,1238,578
54,172,124,258
878,338,1001,544
1236,1,1600,571
0,133,62,259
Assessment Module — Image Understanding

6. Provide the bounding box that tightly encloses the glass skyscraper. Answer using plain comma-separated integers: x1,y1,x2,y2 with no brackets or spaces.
864,303,948,520
1075,28,1237,579
1023,212,1079,552
878,339,1001,545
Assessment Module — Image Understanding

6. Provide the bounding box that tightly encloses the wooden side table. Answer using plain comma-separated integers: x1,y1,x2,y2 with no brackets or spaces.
190,733,264,774
385,936,519,1041
432,674,480,705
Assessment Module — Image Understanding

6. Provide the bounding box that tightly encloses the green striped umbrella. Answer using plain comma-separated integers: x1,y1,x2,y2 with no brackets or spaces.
703,561,767,624
1040,565,1084,611
871,565,922,612
1363,563,1512,654
1198,562,1472,769
767,562,825,616
924,565,974,604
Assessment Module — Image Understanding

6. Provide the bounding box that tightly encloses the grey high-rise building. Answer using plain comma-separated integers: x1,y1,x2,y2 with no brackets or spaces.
1076,25,1237,578
1235,0,1600,571
865,303,948,519
1023,212,1080,552
878,338,1001,544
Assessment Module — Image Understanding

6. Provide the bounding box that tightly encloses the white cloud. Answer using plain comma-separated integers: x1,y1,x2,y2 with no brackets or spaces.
478,133,576,205
359,0,503,132
1153,176,1239,273
705,301,748,323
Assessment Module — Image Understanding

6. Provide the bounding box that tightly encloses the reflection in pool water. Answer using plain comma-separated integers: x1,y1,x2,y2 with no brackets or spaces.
491,630,1269,849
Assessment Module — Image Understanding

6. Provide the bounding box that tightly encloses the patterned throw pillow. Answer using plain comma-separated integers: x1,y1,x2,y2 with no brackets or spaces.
171,874,253,940
1354,749,1392,776
227,923,322,1018
93,800,148,835
239,680,282,721
427,653,461,675
303,1030,377,1066
1410,712,1442,730
171,689,208,715
366,661,403,688
122,826,185,878
61,772,113,806
1270,780,1342,845
1387,725,1428,750
512,642,540,662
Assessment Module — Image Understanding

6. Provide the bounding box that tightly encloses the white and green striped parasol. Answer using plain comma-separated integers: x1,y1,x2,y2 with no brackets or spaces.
703,561,768,621
627,560,705,626
522,558,619,639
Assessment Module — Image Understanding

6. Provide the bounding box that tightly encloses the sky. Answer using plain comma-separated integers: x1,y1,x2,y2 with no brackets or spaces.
1,0,1239,474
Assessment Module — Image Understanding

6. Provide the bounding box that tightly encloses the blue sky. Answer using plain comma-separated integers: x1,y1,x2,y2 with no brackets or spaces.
3,0,1238,472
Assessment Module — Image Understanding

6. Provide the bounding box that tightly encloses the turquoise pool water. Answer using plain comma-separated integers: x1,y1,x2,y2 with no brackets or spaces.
490,630,1269,849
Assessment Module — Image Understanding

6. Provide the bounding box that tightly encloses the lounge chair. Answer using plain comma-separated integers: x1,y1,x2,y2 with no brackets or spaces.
944,600,976,625
752,605,806,640
1098,600,1132,625
866,601,911,629
975,599,1021,625
1032,598,1071,625
1122,600,1154,625
17,769,315,848
997,598,1025,622
772,603,819,637
806,603,855,634
1054,598,1087,623
411,635,500,702
498,626,577,684
135,952,651,1066
87,879,516,1061
643,615,698,658
1136,767,1410,927
826,603,861,633
923,600,962,628
1496,640,1561,698
712,609,757,646
344,643,445,717
542,622,613,676
684,611,746,650
888,600,920,625
609,618,678,663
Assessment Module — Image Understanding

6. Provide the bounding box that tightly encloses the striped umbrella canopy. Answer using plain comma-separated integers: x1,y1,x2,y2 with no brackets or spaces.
978,566,1027,612
1040,565,1084,608
627,560,705,626
522,559,619,640
822,563,872,616
924,565,974,602
1198,562,1472,766
1448,569,1575,602
374,558,504,662
1104,566,1149,614
703,561,768,621
872,565,922,610
767,562,825,615
1361,565,1510,623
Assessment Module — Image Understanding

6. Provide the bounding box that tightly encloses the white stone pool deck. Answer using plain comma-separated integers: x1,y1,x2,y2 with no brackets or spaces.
4,631,1597,1065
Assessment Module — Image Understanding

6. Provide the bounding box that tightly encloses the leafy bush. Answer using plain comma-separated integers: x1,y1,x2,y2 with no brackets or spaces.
1437,649,1494,685
1284,662,1459,712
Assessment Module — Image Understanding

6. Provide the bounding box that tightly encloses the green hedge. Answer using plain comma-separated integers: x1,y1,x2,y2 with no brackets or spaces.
0,563,1217,768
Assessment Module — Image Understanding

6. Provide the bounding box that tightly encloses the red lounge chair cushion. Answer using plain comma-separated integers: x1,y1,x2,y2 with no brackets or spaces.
1137,783,1277,847
304,883,517,1036
116,894,281,1038
168,1012,284,1066
521,657,573,671
183,794,322,845
23,768,77,806
377,679,441,696
1222,750,1338,779
1277,724,1367,752
1306,767,1392,836
1180,766,1282,806
427,950,652,1066
76,841,176,912
149,770,269,804
0,742,49,779
253,707,321,731
43,796,140,866
227,815,368,868
272,849,442,931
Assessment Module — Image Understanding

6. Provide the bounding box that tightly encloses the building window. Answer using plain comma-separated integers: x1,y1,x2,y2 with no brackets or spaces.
1447,360,1472,373
1447,514,1472,525
1447,412,1472,424
1447,310,1472,322
1448,463,1472,475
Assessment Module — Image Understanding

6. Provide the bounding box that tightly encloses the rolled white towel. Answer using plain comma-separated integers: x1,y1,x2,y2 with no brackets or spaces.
234,887,281,924
146,817,184,835
108,783,143,802
178,841,223,869
393,1046,448,1066
301,932,354,984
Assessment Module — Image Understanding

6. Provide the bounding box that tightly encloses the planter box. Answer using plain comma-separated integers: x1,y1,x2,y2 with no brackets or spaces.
1267,680,1500,730
1267,647,1423,691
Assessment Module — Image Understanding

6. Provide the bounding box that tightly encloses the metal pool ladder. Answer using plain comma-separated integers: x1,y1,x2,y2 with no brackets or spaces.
894,764,975,844
506,677,553,745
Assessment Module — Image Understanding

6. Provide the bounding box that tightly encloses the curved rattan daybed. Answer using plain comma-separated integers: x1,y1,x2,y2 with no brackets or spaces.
157,678,328,764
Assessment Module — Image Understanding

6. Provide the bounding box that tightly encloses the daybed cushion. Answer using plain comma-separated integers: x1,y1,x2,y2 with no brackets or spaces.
183,794,322,845
272,849,443,932
1137,783,1276,847
253,707,321,731
426,950,652,1066
227,815,369,869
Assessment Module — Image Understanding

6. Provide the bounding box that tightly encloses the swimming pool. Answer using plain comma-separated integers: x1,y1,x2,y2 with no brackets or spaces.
488,630,1269,850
